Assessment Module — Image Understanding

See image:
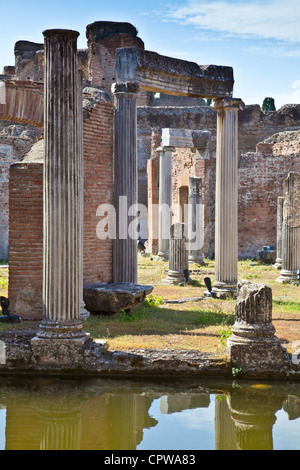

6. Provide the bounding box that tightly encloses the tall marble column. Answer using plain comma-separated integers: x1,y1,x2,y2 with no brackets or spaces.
35,29,86,340
112,82,140,284
277,172,300,283
78,73,89,320
212,98,244,298
188,176,204,263
158,146,174,259
273,196,284,270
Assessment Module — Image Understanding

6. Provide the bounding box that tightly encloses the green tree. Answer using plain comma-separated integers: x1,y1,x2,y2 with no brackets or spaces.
262,97,276,112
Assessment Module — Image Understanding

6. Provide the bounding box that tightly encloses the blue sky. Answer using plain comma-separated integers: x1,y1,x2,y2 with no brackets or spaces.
1,0,300,109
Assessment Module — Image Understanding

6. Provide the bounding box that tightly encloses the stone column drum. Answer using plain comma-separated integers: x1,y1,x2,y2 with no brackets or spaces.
212,98,244,298
33,29,87,343
273,196,284,270
277,172,300,283
163,223,188,284
228,281,290,372
112,82,140,284
158,146,174,259
188,176,204,264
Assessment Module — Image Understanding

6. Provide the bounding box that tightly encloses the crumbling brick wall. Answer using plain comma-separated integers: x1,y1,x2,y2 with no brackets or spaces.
9,159,43,319
8,89,114,320
238,131,300,258
82,89,114,284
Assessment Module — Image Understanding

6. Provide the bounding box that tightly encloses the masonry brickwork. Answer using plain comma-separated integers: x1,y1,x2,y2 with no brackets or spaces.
9,160,43,319
1,20,300,319
7,89,114,320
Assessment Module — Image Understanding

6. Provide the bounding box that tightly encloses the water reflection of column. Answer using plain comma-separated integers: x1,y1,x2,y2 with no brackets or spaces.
188,176,203,263
112,82,140,283
214,397,237,450
39,409,82,450
274,197,284,270
227,389,283,451
277,172,300,283
158,146,174,259
212,98,244,298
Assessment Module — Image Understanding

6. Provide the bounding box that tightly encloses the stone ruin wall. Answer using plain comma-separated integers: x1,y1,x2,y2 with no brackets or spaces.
0,20,300,297
144,105,300,258
7,89,114,320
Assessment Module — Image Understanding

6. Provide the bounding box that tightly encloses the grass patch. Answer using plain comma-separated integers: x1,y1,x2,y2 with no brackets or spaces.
273,298,300,313
1,255,300,354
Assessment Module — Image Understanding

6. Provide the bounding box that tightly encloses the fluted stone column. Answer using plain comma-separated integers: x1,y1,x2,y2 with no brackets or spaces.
163,223,188,284
112,82,140,283
273,196,284,270
212,98,244,298
188,176,204,263
277,172,300,283
158,146,174,259
78,73,89,320
34,29,86,341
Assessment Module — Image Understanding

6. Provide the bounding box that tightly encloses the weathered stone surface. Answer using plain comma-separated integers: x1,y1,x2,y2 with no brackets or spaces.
277,172,300,283
257,246,276,264
0,328,299,379
212,99,244,298
116,47,234,98
83,282,153,313
35,29,86,341
163,223,189,284
274,197,284,269
228,281,291,374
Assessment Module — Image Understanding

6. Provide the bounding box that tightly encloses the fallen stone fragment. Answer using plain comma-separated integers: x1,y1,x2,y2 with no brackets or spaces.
83,282,153,314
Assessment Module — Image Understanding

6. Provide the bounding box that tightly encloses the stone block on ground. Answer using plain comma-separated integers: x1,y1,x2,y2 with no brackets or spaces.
83,282,153,314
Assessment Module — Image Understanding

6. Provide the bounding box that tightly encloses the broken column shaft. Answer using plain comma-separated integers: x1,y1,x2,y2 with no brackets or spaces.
163,223,188,284
37,29,86,339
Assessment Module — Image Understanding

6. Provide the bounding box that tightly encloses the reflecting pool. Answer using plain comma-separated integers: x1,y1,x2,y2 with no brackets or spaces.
0,376,299,450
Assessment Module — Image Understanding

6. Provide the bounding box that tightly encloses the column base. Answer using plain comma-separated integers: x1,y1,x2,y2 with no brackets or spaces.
157,251,169,261
273,258,282,270
31,334,90,368
212,281,237,299
276,269,298,283
188,254,205,265
228,331,291,371
35,319,88,340
163,270,185,285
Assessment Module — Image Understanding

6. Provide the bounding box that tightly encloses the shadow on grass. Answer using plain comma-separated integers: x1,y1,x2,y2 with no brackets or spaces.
84,304,235,340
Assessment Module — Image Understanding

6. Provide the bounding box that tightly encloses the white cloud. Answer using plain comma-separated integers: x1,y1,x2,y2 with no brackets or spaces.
164,0,300,43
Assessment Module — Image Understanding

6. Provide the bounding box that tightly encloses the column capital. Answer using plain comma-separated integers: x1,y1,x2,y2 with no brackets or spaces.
111,81,140,94
156,146,176,153
43,29,80,40
213,97,244,110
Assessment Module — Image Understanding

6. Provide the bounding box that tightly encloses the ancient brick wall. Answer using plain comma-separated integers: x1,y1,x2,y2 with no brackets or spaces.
0,125,42,260
238,131,300,258
82,93,114,284
8,161,43,319
7,91,114,319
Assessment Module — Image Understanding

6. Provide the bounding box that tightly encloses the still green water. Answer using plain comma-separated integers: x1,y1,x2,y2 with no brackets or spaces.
0,376,299,450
